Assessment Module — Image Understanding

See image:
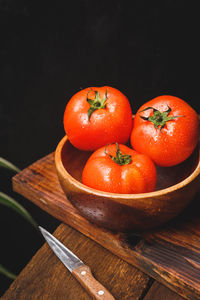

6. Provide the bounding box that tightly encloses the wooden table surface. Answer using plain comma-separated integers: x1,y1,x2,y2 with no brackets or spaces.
1,223,184,300
2,152,199,299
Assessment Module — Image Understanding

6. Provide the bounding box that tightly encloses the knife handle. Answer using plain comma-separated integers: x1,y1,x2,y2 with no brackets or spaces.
72,265,115,300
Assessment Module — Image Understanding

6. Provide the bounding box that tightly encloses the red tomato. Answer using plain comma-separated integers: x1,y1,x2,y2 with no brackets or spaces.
131,95,200,167
82,143,156,194
63,86,133,151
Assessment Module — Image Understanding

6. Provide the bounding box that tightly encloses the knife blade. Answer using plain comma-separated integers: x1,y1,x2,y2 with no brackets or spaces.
39,226,115,300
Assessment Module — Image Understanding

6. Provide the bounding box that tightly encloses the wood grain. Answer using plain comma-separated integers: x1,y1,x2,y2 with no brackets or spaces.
1,224,151,300
144,281,184,300
12,153,200,299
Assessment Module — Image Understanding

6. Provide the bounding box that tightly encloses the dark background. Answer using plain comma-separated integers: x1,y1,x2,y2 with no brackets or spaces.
0,0,199,296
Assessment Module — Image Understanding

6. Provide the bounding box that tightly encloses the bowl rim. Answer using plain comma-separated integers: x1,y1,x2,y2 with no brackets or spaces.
55,135,200,200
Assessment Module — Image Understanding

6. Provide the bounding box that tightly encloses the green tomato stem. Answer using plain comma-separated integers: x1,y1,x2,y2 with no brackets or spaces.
104,143,132,165
87,90,107,120
139,105,183,130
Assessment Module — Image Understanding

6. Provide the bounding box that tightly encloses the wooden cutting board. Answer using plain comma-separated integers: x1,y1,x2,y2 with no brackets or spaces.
12,153,200,300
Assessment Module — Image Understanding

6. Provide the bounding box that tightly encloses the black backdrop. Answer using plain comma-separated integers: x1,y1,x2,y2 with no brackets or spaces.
1,0,199,295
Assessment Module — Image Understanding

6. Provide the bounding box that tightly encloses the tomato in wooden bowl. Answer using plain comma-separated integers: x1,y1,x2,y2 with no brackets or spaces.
131,95,200,167
55,135,200,233
63,86,133,151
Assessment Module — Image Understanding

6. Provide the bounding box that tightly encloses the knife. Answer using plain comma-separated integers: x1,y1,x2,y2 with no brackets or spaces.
39,226,115,300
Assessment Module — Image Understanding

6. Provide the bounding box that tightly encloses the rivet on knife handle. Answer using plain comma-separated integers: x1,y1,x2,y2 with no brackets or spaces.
72,265,115,300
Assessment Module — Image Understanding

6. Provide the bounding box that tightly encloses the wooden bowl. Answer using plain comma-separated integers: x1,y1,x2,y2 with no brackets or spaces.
55,136,200,232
